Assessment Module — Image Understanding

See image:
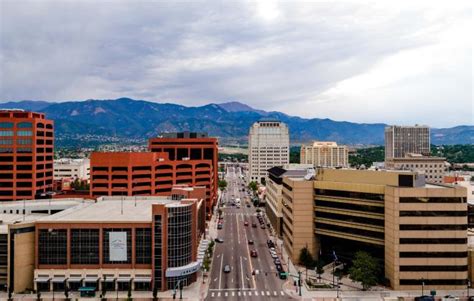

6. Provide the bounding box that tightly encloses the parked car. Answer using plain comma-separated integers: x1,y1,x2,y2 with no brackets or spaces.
250,250,258,257
244,221,249,226
215,238,224,243
267,240,274,247
248,240,254,245
270,252,278,258
275,264,283,271
217,224,223,229
223,265,231,273
252,223,257,228
274,258,281,265
260,224,266,229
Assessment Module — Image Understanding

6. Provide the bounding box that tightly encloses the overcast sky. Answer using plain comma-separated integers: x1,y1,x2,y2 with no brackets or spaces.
0,0,472,127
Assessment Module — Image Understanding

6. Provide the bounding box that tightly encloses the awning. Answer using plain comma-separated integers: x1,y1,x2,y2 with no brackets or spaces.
52,276,66,283
102,277,116,283
68,277,83,282
134,277,151,282
35,276,50,283
84,276,100,282
117,276,132,282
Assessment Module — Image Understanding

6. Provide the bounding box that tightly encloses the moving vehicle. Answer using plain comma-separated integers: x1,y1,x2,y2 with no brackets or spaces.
217,224,223,229
223,265,231,273
250,250,258,257
267,240,274,248
248,240,254,245
215,238,224,243
244,221,249,226
252,223,257,228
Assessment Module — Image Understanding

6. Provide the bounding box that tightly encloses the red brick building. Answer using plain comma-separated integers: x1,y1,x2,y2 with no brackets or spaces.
0,110,54,201
90,133,218,218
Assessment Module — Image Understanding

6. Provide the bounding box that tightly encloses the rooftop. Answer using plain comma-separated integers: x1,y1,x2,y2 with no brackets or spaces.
37,196,195,223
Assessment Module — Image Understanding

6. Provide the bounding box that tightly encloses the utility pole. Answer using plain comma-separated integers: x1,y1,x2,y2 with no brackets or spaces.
298,270,302,296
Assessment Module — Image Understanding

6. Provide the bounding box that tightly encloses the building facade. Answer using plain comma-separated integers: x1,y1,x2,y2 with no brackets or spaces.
90,149,215,218
0,110,54,201
248,120,289,183
33,190,206,293
281,168,468,291
265,165,310,238
53,158,90,181
300,141,349,168
385,153,447,184
148,132,218,214
385,125,430,160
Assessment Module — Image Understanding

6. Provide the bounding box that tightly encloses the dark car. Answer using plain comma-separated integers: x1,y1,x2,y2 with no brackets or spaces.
274,258,281,265
279,272,287,280
414,297,434,301
252,223,257,228
244,221,249,226
248,240,254,245
217,224,223,229
275,264,283,271
250,250,258,257
267,240,274,247
215,238,224,243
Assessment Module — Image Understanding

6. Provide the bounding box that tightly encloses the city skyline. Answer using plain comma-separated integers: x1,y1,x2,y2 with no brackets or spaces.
1,1,472,127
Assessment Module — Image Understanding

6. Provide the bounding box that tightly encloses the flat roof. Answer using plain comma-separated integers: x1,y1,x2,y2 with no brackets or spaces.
38,196,194,223
0,213,48,234
0,198,92,208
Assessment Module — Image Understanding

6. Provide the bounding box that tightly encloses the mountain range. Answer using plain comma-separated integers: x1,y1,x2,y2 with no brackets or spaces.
1,98,472,147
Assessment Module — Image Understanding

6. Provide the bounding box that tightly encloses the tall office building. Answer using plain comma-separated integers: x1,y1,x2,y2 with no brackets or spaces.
248,120,289,183
0,110,54,201
385,125,430,160
281,169,467,290
300,141,349,168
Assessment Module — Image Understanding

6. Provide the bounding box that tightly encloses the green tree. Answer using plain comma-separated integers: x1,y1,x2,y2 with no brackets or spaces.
218,179,228,191
248,181,258,194
290,146,300,163
298,247,315,268
348,251,380,290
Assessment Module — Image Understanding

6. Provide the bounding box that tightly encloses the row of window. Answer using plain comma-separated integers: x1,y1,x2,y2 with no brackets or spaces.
399,224,467,231
400,265,467,272
315,189,384,201
399,210,467,217
399,251,467,258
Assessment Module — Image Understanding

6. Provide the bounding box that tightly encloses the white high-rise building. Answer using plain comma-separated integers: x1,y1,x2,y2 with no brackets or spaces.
248,120,289,183
53,158,90,181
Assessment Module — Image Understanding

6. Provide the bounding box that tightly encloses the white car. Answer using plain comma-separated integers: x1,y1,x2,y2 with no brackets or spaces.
271,253,278,259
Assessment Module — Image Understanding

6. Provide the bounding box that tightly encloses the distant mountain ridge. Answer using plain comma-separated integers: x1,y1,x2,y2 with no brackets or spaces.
1,98,472,147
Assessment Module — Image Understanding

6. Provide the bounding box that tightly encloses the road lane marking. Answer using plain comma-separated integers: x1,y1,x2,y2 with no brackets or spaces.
243,291,246,296
225,292,228,297
240,256,245,290
213,277,217,282
281,291,285,296
254,291,258,296
274,291,277,296
217,292,221,297
232,292,235,296
218,254,224,290
237,292,240,296
211,292,214,297
236,214,240,244
266,291,270,296
261,290,265,296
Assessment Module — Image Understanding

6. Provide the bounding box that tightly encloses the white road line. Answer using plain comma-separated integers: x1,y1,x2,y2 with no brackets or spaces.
281,291,285,296
261,290,265,296
213,277,217,282
225,292,228,297
231,278,233,283
217,292,221,297
218,254,224,290
240,256,245,290
266,291,270,296
274,291,277,296
232,292,235,297
243,291,246,296
236,213,240,244
237,291,240,296
254,291,258,296
211,292,214,297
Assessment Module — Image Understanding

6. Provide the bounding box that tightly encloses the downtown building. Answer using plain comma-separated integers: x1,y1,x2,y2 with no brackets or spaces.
248,120,289,183
90,132,218,219
385,153,448,184
31,186,206,293
384,125,430,160
0,110,54,201
280,168,468,290
300,141,349,168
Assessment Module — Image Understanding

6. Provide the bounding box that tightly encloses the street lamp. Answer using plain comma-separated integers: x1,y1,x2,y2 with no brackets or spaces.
468,279,471,298
421,277,425,296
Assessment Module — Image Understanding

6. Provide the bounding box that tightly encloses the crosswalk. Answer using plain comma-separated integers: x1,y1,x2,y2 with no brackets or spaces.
210,290,286,298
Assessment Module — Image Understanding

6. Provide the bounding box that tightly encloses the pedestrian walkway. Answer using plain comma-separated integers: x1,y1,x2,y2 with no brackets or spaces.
208,289,287,298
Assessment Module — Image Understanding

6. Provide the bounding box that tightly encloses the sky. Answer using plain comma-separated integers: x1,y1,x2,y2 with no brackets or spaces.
0,0,472,127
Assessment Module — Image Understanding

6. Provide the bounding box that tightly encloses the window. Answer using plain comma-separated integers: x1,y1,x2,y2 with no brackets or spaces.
17,139,32,145
71,229,100,265
399,238,467,244
17,122,32,128
399,224,467,231
0,131,13,136
0,122,13,128
399,211,466,217
400,197,466,203
399,251,467,258
135,228,152,264
38,229,68,265
16,130,32,136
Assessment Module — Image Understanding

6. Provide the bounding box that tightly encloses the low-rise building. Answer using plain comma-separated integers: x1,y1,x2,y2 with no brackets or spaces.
53,158,90,181
385,153,448,183
33,187,206,293
281,168,467,291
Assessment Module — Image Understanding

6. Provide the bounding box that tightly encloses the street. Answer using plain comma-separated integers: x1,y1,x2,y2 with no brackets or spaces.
206,166,292,300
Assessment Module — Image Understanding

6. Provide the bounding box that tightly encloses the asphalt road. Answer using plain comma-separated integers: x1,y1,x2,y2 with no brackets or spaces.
206,166,292,300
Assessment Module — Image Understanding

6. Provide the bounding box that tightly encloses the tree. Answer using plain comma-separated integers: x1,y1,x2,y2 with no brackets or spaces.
248,181,258,194
218,179,227,191
36,290,41,301
127,279,132,300
315,260,325,280
298,247,315,268
348,251,380,290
